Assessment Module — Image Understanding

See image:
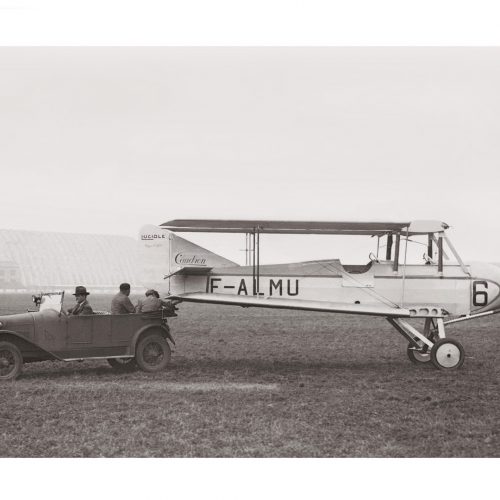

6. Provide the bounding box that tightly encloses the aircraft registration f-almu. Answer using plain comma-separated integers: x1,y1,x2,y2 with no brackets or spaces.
139,219,500,370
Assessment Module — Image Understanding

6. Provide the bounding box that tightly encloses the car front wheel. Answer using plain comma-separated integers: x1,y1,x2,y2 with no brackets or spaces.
135,333,171,372
0,341,23,380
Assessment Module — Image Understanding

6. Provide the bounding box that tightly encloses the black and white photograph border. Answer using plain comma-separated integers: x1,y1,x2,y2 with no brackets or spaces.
1,1,500,499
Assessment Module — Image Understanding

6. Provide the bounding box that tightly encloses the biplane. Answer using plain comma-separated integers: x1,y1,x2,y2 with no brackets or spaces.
139,219,500,370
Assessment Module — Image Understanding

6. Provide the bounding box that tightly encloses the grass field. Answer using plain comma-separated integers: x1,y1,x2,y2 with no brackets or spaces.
0,293,499,457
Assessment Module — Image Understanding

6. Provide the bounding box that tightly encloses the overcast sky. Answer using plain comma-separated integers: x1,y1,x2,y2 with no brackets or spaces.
1,47,499,263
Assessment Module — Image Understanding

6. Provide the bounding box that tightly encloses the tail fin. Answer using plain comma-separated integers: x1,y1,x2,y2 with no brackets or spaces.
139,224,237,292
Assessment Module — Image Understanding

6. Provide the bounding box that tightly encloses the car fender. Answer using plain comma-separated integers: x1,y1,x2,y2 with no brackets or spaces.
0,329,63,360
131,323,176,351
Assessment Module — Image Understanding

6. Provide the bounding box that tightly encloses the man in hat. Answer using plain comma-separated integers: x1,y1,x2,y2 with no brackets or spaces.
111,282,135,315
67,285,93,316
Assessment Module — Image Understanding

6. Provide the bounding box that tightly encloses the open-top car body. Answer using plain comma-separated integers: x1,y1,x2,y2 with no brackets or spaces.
0,292,175,380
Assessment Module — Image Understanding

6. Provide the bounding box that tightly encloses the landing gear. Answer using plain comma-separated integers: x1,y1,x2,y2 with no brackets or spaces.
407,342,431,364
388,316,465,370
430,338,465,370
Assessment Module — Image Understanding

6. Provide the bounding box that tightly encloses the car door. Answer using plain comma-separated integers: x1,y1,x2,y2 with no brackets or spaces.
66,315,94,357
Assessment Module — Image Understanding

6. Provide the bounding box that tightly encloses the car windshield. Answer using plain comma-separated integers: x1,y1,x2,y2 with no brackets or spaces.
38,292,64,313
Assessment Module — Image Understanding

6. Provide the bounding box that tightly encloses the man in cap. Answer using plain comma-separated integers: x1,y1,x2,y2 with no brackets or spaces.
135,289,159,313
135,289,175,313
111,282,135,315
67,285,94,315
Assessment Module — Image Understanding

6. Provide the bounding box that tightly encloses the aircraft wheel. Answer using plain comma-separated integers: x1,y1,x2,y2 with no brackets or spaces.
135,333,171,372
0,341,23,380
430,338,465,370
407,343,431,364
107,357,137,371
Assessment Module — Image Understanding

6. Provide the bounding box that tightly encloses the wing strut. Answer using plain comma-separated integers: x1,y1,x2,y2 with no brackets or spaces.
248,226,262,296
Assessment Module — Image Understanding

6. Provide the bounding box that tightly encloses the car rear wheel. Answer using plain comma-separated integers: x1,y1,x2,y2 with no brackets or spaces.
0,341,23,380
107,357,137,371
135,333,171,372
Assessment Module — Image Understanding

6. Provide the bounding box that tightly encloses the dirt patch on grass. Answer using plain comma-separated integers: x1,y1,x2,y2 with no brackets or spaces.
17,381,280,391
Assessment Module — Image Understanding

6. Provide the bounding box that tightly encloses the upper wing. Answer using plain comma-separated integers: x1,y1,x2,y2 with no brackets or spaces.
169,292,411,318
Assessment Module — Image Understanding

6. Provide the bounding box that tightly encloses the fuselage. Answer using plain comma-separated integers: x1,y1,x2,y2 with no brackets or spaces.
170,259,500,317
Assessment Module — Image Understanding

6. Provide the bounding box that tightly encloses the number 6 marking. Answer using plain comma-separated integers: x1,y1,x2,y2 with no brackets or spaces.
473,280,488,307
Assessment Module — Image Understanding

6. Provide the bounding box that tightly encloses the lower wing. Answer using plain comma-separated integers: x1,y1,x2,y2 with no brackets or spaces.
169,292,411,318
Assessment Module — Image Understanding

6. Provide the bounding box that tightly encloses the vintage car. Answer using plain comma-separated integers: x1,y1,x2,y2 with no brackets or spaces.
0,292,175,380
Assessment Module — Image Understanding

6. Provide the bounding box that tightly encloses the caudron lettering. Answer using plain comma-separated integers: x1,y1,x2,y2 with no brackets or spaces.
175,253,207,266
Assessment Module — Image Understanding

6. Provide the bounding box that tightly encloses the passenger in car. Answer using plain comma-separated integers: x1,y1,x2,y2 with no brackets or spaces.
111,282,135,314
67,285,94,315
135,289,171,313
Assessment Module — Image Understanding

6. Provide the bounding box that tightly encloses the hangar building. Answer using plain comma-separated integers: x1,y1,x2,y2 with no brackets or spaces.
0,229,141,292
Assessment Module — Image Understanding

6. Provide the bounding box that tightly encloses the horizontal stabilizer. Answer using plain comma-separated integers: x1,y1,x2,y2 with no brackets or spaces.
169,292,411,318
164,266,213,279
